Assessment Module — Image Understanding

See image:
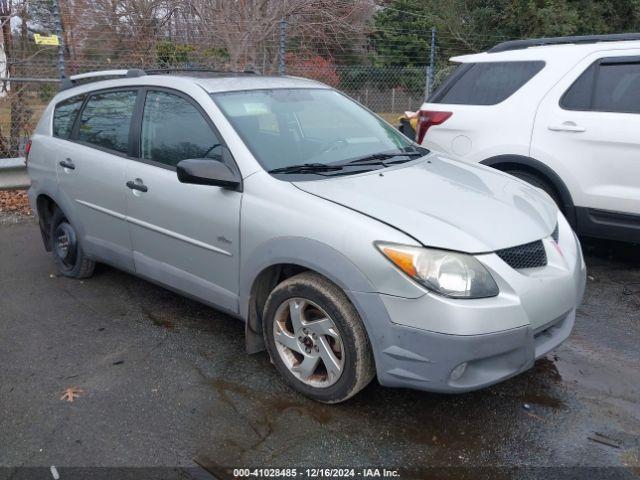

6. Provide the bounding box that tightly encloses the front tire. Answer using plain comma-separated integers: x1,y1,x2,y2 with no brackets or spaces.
50,208,95,279
263,272,375,403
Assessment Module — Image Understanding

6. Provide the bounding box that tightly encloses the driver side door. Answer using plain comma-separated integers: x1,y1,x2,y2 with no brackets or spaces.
125,88,242,313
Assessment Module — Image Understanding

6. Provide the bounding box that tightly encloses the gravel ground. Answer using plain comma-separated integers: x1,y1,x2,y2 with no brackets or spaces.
0,219,638,479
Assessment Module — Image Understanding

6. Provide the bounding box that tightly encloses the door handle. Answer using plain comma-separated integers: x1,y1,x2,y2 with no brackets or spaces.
59,159,75,170
548,121,586,133
126,180,148,193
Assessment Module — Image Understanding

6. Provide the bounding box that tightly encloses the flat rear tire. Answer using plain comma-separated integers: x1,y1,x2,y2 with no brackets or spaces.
50,208,95,279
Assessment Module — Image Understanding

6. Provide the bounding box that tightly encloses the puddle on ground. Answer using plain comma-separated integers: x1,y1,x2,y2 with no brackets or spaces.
512,357,566,409
532,357,562,383
211,377,333,425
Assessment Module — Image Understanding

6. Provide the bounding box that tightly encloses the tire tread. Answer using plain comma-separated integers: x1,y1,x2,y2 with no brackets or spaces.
264,271,375,403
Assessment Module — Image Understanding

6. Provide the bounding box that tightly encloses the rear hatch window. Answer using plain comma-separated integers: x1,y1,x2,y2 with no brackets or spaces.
429,61,545,105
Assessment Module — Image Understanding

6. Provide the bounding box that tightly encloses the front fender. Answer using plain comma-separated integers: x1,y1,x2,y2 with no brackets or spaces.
240,236,376,319
481,154,576,225
240,236,380,354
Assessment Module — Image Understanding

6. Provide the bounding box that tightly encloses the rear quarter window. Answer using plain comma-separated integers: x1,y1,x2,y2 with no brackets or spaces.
560,63,597,111
430,61,545,106
53,95,84,139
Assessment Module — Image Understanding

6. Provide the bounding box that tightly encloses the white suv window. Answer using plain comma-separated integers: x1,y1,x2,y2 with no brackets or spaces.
430,61,544,105
562,59,640,114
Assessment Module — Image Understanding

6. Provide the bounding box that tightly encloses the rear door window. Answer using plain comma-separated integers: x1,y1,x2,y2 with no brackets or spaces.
561,58,640,113
53,95,84,139
431,61,545,105
77,90,137,154
593,62,640,113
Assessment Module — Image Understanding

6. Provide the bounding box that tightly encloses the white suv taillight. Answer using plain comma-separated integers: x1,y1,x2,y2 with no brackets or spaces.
416,110,452,144
24,139,32,165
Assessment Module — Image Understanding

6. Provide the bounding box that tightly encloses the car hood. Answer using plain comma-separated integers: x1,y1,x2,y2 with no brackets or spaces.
293,154,558,253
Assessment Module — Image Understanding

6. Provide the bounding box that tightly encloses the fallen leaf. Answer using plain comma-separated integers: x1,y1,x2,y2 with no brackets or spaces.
0,189,32,216
60,387,84,402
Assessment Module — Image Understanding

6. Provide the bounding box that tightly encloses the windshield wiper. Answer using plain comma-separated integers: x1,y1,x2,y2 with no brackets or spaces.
268,148,428,175
338,150,426,167
268,163,345,174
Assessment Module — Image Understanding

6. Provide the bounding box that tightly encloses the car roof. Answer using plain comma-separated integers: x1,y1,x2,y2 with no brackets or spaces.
451,39,640,64
196,74,327,92
51,73,329,104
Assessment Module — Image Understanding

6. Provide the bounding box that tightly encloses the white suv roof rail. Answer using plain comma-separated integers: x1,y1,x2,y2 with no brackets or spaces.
60,68,146,90
489,33,640,53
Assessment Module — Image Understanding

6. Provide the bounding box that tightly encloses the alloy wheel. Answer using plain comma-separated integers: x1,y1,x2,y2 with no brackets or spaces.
272,297,345,388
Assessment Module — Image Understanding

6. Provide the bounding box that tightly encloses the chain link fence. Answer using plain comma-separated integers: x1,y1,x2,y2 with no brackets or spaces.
1,28,60,157
0,68,59,157
0,0,470,159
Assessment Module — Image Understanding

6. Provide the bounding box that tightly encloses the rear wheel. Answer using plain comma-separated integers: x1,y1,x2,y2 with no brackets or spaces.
504,169,561,208
50,208,95,279
263,272,375,403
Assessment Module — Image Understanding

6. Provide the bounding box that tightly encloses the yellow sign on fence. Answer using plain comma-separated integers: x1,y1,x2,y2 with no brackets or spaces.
34,34,60,46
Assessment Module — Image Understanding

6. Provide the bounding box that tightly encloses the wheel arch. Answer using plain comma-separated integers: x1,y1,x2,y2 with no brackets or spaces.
34,187,85,251
240,237,376,354
35,193,57,251
481,154,576,225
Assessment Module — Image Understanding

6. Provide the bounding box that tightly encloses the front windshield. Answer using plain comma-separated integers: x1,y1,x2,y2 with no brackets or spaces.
211,88,418,171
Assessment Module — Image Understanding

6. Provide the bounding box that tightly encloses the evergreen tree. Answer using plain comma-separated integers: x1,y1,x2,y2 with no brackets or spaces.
373,0,640,66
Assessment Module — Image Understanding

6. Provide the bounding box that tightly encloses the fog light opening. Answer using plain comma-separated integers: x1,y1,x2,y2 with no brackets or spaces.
450,362,468,381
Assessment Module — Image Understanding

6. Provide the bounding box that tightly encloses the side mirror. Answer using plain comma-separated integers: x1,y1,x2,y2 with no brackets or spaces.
177,158,241,190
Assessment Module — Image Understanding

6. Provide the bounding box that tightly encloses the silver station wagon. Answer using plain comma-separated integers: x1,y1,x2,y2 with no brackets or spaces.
27,69,586,403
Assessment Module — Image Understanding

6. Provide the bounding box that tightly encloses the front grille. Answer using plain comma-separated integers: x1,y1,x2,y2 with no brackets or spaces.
496,240,547,269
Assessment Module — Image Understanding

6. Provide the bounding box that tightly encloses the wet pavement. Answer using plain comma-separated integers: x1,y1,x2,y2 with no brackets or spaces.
1,220,639,478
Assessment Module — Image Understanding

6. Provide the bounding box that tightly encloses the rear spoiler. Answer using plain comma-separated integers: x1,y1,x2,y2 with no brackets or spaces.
60,69,146,90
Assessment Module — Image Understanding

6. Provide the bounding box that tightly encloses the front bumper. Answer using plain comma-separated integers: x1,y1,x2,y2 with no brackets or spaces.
350,219,586,393
360,304,575,393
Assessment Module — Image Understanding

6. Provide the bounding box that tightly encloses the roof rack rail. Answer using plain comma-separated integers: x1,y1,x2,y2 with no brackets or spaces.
488,33,640,53
60,68,146,90
145,68,259,76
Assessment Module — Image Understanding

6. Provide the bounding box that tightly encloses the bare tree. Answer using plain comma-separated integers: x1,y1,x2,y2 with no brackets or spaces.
7,0,374,72
184,0,373,70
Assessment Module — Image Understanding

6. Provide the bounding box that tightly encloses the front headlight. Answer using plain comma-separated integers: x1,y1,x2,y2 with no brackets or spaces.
376,242,499,299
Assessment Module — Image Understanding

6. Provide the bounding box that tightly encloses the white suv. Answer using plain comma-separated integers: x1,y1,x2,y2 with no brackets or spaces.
419,33,640,244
